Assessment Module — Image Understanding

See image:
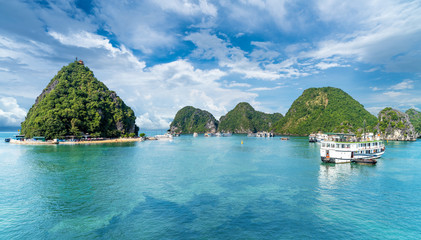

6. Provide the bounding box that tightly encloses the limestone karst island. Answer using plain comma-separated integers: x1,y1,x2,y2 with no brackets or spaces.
7,61,420,146
12,61,139,144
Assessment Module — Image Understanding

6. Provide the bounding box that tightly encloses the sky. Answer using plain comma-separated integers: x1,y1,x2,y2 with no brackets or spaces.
0,0,421,129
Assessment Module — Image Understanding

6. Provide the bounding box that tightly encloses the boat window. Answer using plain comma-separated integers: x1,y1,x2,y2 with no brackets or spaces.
336,144,340,148
322,143,325,147
346,144,350,148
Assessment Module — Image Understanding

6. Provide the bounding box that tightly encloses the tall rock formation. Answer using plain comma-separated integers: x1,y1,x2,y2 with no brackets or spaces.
170,106,218,134
376,108,417,141
21,61,138,139
406,108,421,137
272,87,378,135
218,102,283,133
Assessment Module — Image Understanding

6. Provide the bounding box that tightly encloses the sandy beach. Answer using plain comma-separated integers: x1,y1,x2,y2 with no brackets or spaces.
10,138,143,145
60,138,143,145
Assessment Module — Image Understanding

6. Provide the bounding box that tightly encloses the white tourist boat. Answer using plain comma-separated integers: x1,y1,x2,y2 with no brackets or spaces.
320,133,385,164
155,133,173,140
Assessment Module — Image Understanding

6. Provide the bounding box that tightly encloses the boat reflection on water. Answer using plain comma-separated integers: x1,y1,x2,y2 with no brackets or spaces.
318,163,352,189
317,163,376,189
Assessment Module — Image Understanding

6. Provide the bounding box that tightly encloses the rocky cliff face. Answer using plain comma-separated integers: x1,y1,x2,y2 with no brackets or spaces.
406,108,421,137
376,108,417,141
170,106,218,134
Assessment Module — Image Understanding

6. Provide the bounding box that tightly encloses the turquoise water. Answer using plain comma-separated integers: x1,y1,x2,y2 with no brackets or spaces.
0,132,420,239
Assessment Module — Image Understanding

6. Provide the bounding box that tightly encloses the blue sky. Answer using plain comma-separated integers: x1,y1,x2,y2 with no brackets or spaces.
0,0,420,129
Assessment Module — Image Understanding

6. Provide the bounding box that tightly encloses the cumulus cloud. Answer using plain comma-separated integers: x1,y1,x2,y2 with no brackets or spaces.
315,62,350,70
154,0,217,17
185,30,308,80
136,113,171,130
389,79,414,90
248,86,281,91
0,97,27,126
99,58,258,128
307,0,421,72
383,91,407,98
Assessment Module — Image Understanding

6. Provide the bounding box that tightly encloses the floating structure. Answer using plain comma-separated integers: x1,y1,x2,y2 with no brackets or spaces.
204,132,215,137
193,132,198,137
155,133,173,140
247,131,274,137
280,137,290,140
320,133,385,164
215,132,232,137
308,134,317,142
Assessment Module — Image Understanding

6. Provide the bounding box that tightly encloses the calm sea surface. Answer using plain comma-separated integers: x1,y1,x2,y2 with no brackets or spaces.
0,131,420,239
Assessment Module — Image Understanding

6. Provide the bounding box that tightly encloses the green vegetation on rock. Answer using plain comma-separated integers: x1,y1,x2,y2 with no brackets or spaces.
406,108,421,134
21,61,138,139
376,107,417,140
170,106,218,134
271,87,377,135
218,102,283,133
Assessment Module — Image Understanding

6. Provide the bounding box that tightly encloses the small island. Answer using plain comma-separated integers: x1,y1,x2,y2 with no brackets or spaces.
16,60,140,144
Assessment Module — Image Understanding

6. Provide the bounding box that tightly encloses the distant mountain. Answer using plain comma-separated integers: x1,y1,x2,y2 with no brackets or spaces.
376,108,417,141
406,108,421,136
272,87,377,135
218,102,283,133
21,61,138,139
170,106,218,134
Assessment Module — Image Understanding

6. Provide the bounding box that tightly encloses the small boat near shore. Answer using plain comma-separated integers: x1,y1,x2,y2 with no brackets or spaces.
352,157,377,164
155,133,173,140
4,138,10,143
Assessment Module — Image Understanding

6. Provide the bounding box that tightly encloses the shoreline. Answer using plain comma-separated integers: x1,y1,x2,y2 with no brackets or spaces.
10,138,143,145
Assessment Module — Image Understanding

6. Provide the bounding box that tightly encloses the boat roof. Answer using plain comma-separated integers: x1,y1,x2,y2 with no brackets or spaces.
323,140,383,143
324,132,356,136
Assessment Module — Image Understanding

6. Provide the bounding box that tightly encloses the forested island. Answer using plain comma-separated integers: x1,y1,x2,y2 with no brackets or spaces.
21,61,138,139
170,87,420,140
218,102,282,134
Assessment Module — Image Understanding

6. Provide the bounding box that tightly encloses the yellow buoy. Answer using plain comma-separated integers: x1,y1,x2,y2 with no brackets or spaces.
241,140,243,145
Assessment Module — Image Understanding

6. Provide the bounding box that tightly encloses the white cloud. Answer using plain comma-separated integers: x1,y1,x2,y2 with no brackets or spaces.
383,91,407,98
389,79,414,90
136,113,171,130
0,97,27,126
315,62,350,70
370,87,381,91
225,81,252,88
307,0,421,72
185,30,309,80
154,0,217,17
248,86,281,91
365,106,385,116
48,31,146,70
92,57,258,129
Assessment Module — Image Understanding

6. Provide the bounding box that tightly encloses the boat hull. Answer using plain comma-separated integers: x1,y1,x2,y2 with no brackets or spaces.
321,157,351,164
